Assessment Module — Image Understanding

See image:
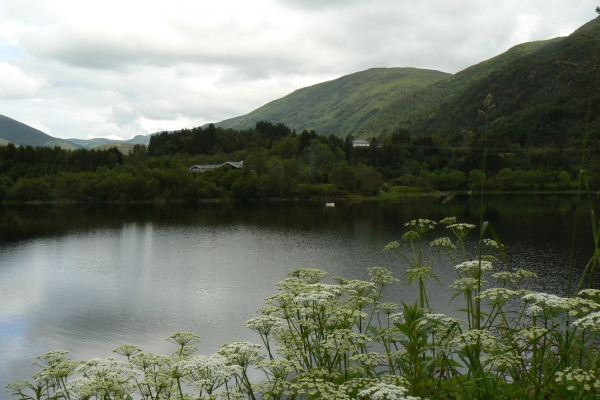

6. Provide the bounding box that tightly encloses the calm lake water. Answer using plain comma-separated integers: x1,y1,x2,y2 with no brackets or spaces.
0,195,598,392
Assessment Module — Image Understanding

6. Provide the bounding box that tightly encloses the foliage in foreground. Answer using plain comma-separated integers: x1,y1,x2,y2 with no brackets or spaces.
7,217,600,400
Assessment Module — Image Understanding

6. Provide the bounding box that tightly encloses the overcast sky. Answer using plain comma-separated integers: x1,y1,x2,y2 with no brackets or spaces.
0,0,596,140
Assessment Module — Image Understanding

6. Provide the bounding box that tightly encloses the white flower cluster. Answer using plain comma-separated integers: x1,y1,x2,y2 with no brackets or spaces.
243,316,285,336
402,231,420,241
369,267,397,286
514,327,549,345
477,288,527,303
349,352,385,368
405,219,437,229
177,354,239,392
218,341,264,367
323,329,370,351
491,269,538,284
447,223,476,231
455,260,493,275
572,311,600,332
450,277,480,291
522,292,600,317
384,241,400,251
577,289,600,300
430,237,456,249
483,353,520,370
439,217,457,225
357,382,420,400
166,332,202,347
113,344,142,358
451,329,501,352
293,290,336,306
483,238,503,249
555,367,600,392
390,312,405,323
61,357,138,400
406,266,435,281
377,302,399,315
290,268,328,284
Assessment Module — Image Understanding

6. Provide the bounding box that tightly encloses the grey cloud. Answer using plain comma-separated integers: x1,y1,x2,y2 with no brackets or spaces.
109,106,141,129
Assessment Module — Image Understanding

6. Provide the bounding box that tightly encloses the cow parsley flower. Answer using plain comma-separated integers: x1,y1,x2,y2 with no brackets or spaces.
451,329,500,352
491,269,537,284
451,277,480,291
166,332,202,347
113,344,142,358
377,302,400,315
439,217,457,225
293,290,336,306
369,267,397,286
572,311,600,332
389,312,404,323
483,238,503,249
405,218,437,230
218,341,264,367
406,266,436,281
402,231,420,241
357,382,419,400
384,241,400,251
447,223,476,231
522,292,600,317
455,260,493,275
477,288,525,303
290,268,328,284
430,237,456,249
244,316,285,336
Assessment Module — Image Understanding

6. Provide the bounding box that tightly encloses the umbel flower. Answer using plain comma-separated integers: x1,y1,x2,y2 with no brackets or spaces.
357,382,421,400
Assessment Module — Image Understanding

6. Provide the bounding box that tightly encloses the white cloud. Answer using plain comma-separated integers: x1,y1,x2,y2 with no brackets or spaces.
0,63,44,98
0,0,597,139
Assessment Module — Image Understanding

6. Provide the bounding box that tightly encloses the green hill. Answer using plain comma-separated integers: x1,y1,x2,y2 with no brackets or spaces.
68,135,151,149
66,138,113,149
353,38,562,138
0,115,80,149
403,16,600,150
216,67,451,135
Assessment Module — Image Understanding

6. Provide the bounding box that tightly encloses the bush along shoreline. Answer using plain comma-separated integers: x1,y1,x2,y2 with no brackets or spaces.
0,116,592,204
7,216,600,400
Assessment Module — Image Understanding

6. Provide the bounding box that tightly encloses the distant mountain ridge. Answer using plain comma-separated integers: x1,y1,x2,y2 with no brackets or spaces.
215,67,451,135
0,115,80,149
0,114,152,150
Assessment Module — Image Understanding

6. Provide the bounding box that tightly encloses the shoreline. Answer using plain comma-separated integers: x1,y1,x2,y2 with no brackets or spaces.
0,189,590,206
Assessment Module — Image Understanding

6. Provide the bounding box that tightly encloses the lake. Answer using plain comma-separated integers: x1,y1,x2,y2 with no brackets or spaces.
0,195,598,391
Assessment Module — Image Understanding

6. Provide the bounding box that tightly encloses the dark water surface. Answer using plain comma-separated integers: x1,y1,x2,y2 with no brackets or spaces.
0,195,598,391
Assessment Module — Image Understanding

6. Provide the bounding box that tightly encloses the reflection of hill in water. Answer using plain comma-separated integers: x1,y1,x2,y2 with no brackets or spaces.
0,195,591,243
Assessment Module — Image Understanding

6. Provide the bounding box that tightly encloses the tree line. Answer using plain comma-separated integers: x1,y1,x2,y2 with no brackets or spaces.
0,120,589,202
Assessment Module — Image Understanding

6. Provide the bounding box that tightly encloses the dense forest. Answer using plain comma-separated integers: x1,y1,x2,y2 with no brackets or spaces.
0,118,591,203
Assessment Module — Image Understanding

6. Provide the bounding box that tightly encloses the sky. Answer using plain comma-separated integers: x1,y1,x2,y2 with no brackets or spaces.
0,0,597,140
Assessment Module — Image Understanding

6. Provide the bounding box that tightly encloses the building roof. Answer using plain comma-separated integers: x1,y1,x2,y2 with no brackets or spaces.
188,161,243,172
352,139,370,147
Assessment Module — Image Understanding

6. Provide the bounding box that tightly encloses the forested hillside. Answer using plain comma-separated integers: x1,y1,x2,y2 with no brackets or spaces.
353,38,561,137
357,17,600,159
216,68,450,135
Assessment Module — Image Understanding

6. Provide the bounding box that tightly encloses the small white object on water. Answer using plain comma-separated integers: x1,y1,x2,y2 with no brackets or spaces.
326,202,335,207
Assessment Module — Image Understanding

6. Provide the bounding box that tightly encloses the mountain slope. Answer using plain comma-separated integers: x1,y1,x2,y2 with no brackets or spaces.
406,16,600,149
0,115,80,149
353,38,561,138
67,134,151,149
216,67,450,135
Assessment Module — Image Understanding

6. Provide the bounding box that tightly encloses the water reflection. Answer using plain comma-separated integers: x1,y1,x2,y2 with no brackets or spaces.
0,195,597,388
